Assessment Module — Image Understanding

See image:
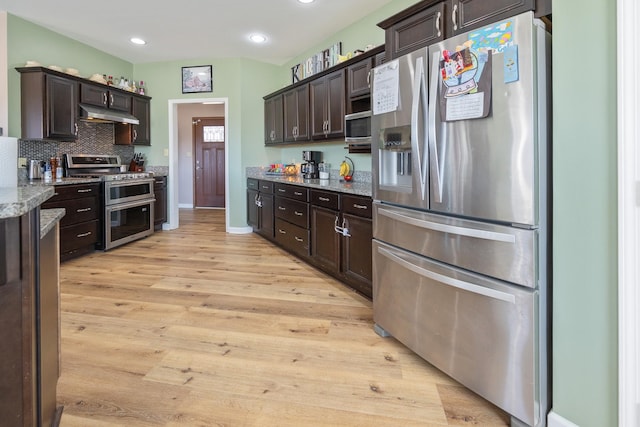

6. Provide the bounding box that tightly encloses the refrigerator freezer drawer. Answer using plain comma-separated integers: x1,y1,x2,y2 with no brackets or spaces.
374,203,537,288
373,240,539,426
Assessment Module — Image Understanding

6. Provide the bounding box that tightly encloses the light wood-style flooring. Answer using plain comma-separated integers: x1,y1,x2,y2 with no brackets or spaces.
57,209,509,426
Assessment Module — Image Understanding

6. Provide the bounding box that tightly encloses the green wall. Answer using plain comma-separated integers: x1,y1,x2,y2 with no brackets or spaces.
6,15,132,137
2,0,622,425
552,0,618,425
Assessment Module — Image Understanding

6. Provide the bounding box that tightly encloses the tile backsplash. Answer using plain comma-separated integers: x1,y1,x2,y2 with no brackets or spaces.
19,121,135,163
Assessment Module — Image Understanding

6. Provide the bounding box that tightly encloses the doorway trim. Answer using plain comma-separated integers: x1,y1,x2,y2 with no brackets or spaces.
167,97,229,230
618,0,639,425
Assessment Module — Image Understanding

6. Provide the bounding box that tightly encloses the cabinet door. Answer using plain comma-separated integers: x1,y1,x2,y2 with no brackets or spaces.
132,97,151,145
46,75,78,140
342,213,373,298
283,85,309,142
347,58,372,99
448,0,534,36
247,189,259,228
109,91,132,112
259,193,274,239
154,178,167,230
325,70,345,138
311,206,341,274
80,82,108,107
310,77,327,139
264,95,283,144
311,70,345,139
386,2,445,60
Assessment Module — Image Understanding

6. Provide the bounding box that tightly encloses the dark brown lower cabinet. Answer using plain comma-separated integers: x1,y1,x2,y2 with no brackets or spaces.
154,176,167,231
0,209,62,427
41,183,100,261
311,190,373,298
340,212,373,297
246,179,373,298
247,179,274,239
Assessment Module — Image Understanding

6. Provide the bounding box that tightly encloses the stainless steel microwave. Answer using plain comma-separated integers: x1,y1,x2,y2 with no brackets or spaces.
344,110,371,142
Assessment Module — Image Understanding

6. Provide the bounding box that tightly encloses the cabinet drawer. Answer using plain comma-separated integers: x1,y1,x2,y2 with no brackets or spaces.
275,218,309,257
247,178,259,191
274,183,308,201
50,183,100,202
342,195,372,218
43,196,98,227
310,190,339,210
259,180,274,194
60,220,98,253
275,197,309,228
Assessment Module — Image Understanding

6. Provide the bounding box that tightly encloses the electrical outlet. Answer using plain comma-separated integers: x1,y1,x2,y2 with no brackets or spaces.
163,148,169,157
18,157,27,168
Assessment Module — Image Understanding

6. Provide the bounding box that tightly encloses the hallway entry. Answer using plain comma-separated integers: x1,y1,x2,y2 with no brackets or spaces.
193,117,225,208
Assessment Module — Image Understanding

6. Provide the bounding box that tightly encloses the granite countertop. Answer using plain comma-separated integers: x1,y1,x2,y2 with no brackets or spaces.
0,186,55,219
246,169,372,197
21,177,103,187
40,208,65,239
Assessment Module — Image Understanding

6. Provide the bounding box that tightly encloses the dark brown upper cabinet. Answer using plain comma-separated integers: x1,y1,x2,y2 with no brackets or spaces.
310,69,345,140
264,94,284,145
380,1,445,60
448,0,535,36
17,67,79,141
283,84,310,143
80,82,131,112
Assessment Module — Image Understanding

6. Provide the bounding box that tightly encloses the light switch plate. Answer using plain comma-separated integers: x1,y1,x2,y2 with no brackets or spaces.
18,157,27,168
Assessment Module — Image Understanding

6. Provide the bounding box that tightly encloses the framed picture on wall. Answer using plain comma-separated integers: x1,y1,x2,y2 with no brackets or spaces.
182,65,213,93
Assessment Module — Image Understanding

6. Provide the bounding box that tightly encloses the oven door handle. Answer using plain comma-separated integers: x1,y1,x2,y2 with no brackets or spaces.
105,198,156,212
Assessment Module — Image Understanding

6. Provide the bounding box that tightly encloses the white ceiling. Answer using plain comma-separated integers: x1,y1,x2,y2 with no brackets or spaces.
0,0,395,65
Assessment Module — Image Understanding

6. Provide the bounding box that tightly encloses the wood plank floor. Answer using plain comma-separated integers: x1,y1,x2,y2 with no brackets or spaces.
57,208,509,426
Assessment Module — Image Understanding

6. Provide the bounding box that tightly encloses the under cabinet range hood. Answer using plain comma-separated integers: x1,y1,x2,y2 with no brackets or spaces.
79,103,140,125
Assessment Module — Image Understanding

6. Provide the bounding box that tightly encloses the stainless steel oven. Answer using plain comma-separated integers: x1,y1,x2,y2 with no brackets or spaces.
103,178,155,250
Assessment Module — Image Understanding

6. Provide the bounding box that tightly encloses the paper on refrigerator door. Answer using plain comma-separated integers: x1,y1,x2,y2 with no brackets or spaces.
0,137,18,187
372,60,400,115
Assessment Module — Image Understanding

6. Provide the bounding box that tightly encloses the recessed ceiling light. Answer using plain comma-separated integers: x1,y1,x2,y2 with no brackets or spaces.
298,0,315,3
130,37,146,45
249,34,267,43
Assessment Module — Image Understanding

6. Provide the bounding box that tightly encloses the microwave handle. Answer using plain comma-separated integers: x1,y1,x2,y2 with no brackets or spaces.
345,136,372,143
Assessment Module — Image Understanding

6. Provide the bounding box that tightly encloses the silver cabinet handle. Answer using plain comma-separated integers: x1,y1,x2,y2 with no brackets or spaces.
294,236,304,242
102,92,108,106
436,11,441,37
452,3,458,31
74,122,79,136
294,191,303,196
76,231,92,238
77,188,93,193
133,129,138,142
319,196,330,202
110,94,114,106
353,204,368,210
294,211,303,216
278,206,286,211
278,229,286,234
278,188,286,193
76,207,92,213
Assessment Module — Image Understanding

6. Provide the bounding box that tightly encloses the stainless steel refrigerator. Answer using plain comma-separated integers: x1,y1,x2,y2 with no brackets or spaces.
371,12,551,427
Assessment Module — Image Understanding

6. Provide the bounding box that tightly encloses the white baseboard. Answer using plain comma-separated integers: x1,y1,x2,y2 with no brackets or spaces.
227,226,252,234
178,203,193,208
548,411,579,427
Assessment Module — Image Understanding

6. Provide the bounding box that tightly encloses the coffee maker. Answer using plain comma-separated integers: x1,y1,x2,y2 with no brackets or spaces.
301,150,322,179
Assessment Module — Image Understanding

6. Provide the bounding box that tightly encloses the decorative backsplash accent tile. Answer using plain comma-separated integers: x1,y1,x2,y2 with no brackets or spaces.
18,121,134,163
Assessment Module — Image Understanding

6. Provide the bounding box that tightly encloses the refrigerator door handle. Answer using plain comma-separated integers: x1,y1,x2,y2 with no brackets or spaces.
429,52,444,203
378,207,516,243
377,246,516,304
411,55,429,201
